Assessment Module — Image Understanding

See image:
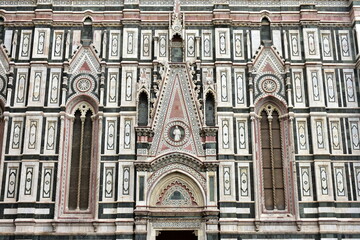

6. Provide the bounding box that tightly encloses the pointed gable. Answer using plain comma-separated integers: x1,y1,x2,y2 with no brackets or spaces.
149,65,204,157
69,45,101,75
252,46,285,75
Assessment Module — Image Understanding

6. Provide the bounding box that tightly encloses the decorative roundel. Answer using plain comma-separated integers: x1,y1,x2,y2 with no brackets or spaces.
261,79,277,93
164,121,190,146
76,78,92,92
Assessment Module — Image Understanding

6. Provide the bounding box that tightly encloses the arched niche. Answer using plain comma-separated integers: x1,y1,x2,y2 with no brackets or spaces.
138,91,149,126
205,91,216,126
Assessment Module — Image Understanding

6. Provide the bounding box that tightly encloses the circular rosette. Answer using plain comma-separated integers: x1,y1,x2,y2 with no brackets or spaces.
261,79,277,93
164,121,190,146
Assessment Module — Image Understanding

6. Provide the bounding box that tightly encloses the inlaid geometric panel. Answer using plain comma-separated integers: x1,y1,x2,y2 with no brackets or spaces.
316,120,325,149
350,120,360,150
223,166,231,195
330,120,341,151
222,119,229,149
123,167,130,195
300,167,311,197
297,121,308,151
320,166,328,195
239,167,249,197
334,167,346,197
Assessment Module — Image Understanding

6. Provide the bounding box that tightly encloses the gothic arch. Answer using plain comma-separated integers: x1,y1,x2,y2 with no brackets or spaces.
57,94,100,218
205,91,216,126
148,171,205,208
253,96,295,215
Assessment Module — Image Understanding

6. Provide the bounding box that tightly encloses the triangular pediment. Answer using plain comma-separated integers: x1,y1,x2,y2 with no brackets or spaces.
69,45,101,75
252,45,285,75
149,64,204,157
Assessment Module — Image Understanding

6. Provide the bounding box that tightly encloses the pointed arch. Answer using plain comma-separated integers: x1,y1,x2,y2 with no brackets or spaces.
138,91,149,126
254,96,294,214
58,94,99,218
205,91,216,126
82,17,93,45
261,17,271,42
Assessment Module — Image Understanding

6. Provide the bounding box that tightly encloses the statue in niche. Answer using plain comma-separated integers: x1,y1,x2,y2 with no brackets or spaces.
169,125,184,142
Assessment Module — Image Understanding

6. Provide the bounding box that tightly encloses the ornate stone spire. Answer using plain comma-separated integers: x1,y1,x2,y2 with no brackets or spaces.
170,0,184,39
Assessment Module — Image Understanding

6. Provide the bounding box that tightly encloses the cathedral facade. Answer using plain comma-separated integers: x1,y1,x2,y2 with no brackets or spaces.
0,0,359,239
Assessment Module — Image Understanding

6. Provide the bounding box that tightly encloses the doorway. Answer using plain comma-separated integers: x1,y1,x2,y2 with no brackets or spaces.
156,231,197,240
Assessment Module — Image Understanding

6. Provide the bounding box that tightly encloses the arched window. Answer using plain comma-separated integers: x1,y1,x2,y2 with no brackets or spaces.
171,34,183,62
261,17,271,42
68,103,93,210
82,17,93,46
138,92,149,126
205,92,215,126
57,97,99,218
260,104,285,210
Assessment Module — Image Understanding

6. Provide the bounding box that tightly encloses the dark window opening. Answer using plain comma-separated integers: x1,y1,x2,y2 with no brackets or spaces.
205,93,215,126
138,92,149,126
